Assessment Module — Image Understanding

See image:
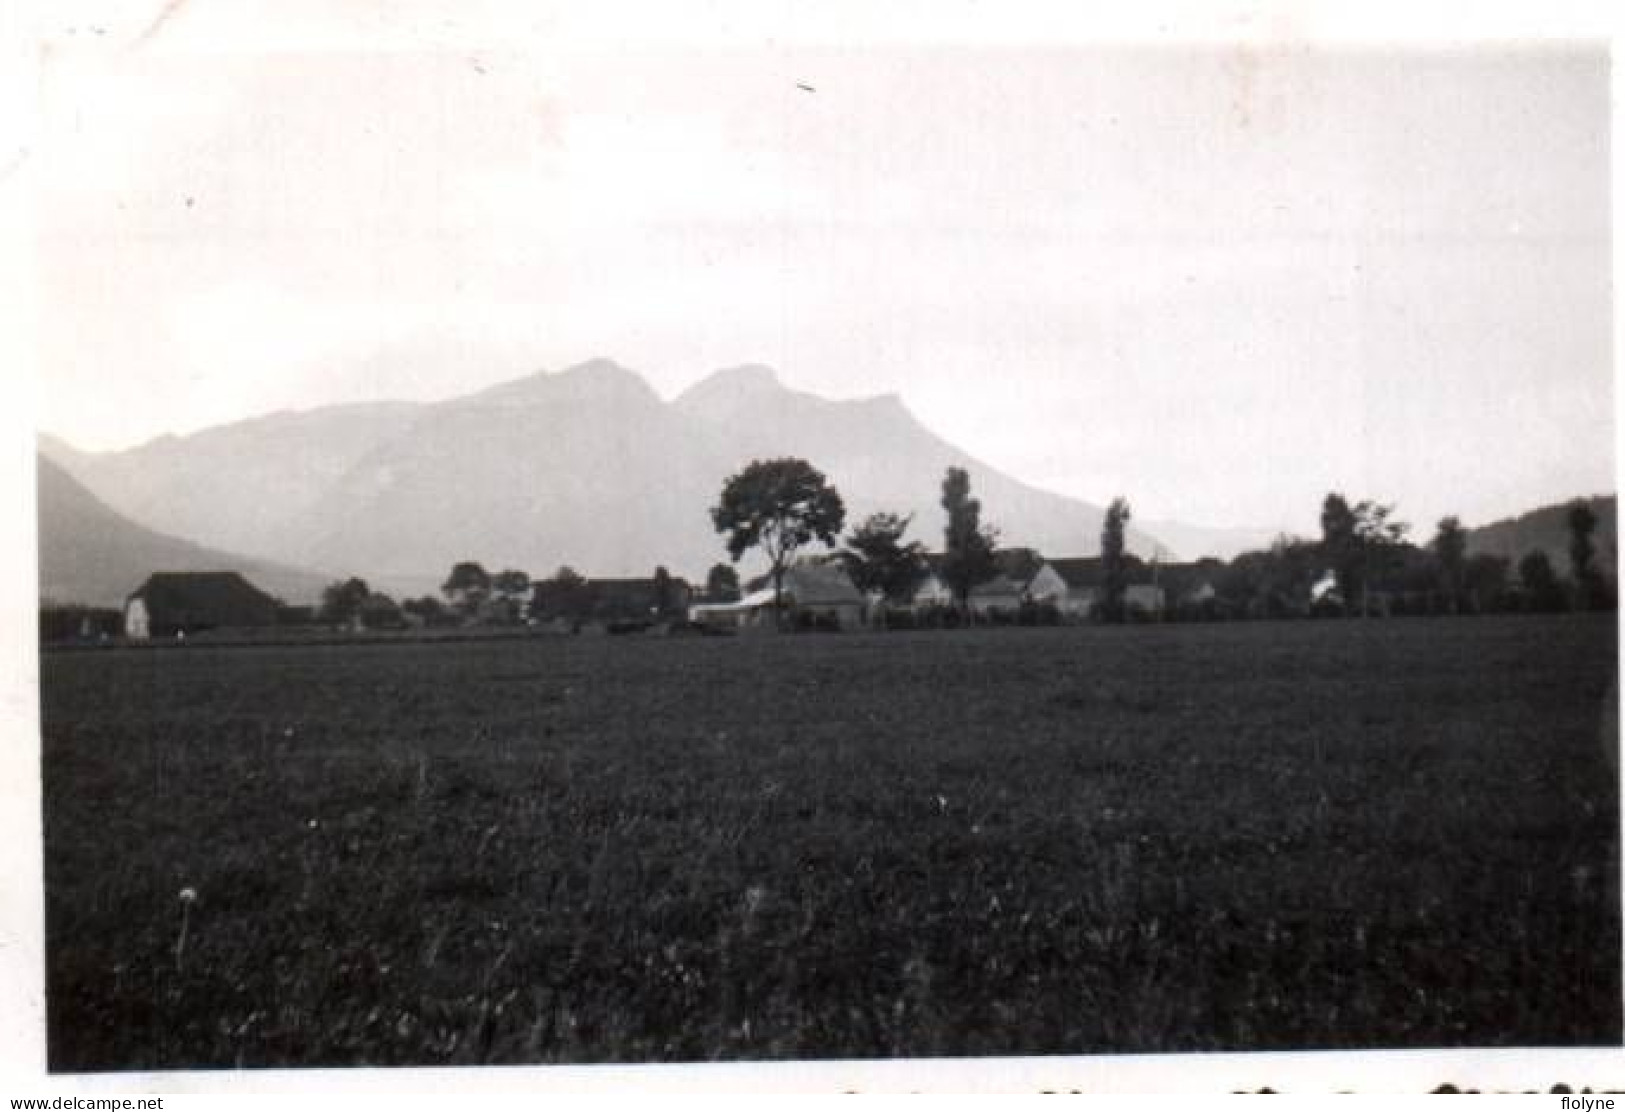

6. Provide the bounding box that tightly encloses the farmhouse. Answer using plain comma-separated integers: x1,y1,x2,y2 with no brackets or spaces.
961,549,1054,617
1042,557,1168,619
967,573,1029,617
124,571,281,639
690,560,864,631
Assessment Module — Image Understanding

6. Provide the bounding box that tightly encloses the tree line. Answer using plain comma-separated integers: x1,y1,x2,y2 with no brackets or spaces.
706,458,1144,625
313,456,1613,630
705,457,1615,624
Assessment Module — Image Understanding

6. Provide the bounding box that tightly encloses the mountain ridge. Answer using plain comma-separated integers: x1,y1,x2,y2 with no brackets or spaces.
39,359,1242,584
1465,495,1617,575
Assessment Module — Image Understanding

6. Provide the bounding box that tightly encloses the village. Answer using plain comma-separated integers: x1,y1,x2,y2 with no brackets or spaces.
96,549,1200,642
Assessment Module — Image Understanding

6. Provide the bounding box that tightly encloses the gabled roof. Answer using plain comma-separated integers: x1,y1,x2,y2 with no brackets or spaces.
917,550,1041,586
742,560,863,605
1046,557,1107,589
128,571,280,624
992,548,1046,583
969,573,1029,599
698,586,778,613
784,561,863,606
1045,556,1156,589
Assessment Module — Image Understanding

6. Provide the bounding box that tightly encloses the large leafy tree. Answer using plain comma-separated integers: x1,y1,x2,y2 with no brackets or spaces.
492,568,531,600
1431,516,1467,613
711,458,846,625
1099,497,1132,623
442,561,491,617
1569,500,1600,607
1353,502,1410,615
319,577,371,628
533,566,590,623
401,595,450,627
1319,494,1361,608
1519,548,1565,612
842,512,926,603
491,569,532,624
940,467,998,610
652,566,680,618
1319,493,1408,616
1464,552,1511,612
1219,535,1323,618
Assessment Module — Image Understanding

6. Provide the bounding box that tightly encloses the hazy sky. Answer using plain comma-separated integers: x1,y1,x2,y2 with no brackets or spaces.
25,2,1615,536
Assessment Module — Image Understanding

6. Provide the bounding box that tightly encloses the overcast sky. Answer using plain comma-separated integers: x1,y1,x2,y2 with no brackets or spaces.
24,2,1616,536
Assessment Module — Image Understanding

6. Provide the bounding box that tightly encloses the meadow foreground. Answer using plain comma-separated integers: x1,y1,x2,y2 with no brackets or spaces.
40,615,1620,1069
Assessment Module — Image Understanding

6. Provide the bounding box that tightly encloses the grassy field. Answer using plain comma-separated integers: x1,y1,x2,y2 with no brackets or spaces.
39,615,1621,1069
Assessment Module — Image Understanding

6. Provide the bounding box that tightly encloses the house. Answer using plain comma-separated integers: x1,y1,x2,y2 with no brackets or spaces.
1038,557,1107,618
1310,570,1340,606
688,586,778,630
913,550,1047,615
124,571,281,639
1043,556,1167,619
910,554,955,609
1023,562,1074,611
967,573,1028,617
690,560,864,631
1125,583,1168,617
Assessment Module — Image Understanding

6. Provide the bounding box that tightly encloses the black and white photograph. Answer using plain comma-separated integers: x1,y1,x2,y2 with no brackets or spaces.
7,0,1622,1094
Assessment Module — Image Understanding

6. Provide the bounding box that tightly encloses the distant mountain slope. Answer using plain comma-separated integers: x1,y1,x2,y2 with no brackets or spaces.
44,359,1171,582
1120,518,1288,562
45,401,424,565
1466,495,1617,575
37,454,328,608
297,360,740,579
674,365,1164,560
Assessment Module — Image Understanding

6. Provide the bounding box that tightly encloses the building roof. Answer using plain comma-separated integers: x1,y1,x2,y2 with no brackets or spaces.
783,561,863,606
916,550,1042,590
992,548,1046,583
742,560,863,606
128,571,280,625
1045,557,1106,589
968,573,1029,600
1045,556,1157,589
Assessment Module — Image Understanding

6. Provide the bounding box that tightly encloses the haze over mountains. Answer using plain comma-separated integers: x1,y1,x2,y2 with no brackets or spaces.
37,456,330,607
41,359,1233,604
45,357,1604,610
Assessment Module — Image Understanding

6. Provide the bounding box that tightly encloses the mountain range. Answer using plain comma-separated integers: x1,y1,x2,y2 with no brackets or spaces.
43,359,1235,606
43,358,1601,610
